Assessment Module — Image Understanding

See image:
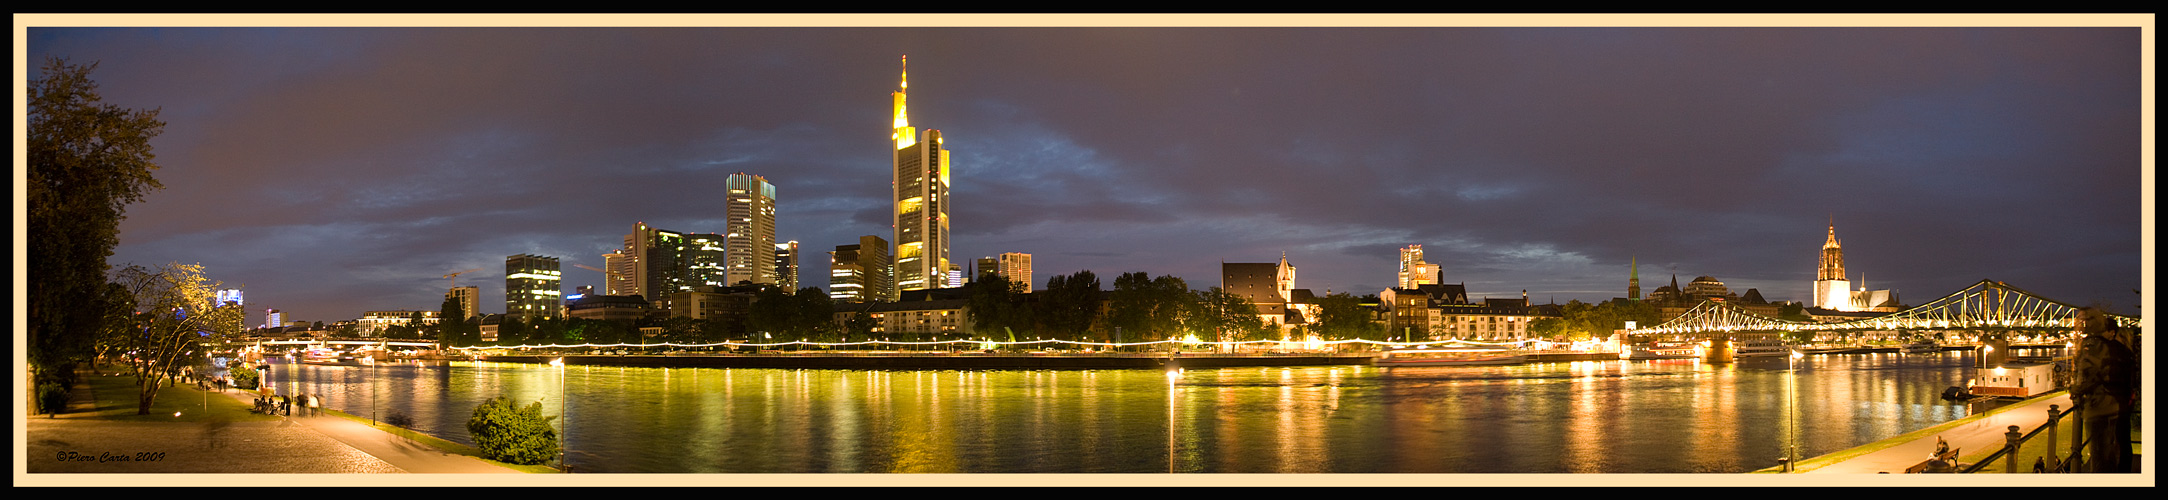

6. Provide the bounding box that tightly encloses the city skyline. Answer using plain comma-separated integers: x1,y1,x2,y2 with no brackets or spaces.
23,16,2148,326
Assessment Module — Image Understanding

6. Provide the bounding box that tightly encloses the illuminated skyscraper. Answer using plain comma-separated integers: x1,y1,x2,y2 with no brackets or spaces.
506,254,562,321
891,56,952,296
726,173,778,286
996,252,1033,292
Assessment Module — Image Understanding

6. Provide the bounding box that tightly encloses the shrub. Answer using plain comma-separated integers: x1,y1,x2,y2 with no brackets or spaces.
384,412,414,429
466,396,560,466
37,382,69,415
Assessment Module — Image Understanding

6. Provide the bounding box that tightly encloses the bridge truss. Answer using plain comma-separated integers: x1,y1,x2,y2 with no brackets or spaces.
1627,279,2140,337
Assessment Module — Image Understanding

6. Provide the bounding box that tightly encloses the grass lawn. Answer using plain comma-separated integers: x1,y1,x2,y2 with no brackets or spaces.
77,367,282,423
61,366,553,473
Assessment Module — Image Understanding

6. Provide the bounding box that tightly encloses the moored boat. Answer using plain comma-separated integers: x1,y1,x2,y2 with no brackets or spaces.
1900,341,1941,354
1621,342,1700,360
1733,341,1791,358
1375,348,1528,367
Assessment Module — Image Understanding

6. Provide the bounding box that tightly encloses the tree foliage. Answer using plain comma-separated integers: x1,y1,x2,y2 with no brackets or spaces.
1038,271,1104,342
1107,272,1190,345
1312,292,1384,341
466,396,561,466
966,274,1033,343
28,57,166,381
1184,287,1268,349
106,262,246,414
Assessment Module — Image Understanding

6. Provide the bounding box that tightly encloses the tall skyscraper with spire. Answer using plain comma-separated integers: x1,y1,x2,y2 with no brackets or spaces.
891,55,952,295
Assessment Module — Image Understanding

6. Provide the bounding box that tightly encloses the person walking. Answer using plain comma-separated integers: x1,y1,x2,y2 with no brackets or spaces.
2071,307,2137,473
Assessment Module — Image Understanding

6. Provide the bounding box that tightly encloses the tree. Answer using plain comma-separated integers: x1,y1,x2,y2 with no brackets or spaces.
107,262,245,415
28,57,166,386
1184,287,1267,352
966,274,1033,345
1313,292,1383,342
1038,271,1103,342
467,396,562,466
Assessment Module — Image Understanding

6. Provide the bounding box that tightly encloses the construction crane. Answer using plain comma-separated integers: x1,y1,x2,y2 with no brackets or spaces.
573,263,621,295
443,268,482,288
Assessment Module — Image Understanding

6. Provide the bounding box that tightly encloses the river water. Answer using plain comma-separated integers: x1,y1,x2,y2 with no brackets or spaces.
248,349,2031,473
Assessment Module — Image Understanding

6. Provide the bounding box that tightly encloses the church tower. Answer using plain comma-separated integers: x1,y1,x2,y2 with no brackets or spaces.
1813,222,1853,310
1627,256,1641,300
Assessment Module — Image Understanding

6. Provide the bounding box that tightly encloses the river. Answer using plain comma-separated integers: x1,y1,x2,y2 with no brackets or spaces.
245,349,2029,473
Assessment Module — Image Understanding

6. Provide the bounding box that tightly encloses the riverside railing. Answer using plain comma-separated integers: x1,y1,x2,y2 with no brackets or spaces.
1958,402,2106,473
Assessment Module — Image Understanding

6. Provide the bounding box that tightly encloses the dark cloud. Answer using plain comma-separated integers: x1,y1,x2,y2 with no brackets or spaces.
27,22,2145,324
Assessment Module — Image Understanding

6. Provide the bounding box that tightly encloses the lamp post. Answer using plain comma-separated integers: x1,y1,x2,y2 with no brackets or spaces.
364,355,376,425
551,357,567,471
1785,348,1805,471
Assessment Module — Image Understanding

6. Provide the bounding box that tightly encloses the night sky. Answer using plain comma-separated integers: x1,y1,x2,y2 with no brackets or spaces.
22,16,2150,327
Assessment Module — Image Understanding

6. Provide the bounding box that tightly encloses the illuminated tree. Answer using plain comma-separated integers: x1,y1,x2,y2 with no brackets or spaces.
108,262,245,415
28,57,166,385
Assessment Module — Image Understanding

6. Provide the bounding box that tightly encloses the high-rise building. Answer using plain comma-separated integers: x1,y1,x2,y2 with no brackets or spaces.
264,308,281,330
217,288,243,307
726,173,778,286
776,241,800,291
830,235,894,303
446,286,480,321
1398,245,1439,290
602,249,635,296
506,254,562,321
995,252,1033,292
891,56,952,296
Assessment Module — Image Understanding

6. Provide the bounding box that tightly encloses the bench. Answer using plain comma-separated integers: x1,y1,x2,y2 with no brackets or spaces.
1905,447,1962,473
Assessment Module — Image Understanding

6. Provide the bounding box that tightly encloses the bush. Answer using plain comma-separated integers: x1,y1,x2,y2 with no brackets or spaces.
229,364,260,390
466,396,560,466
384,412,414,429
37,382,69,415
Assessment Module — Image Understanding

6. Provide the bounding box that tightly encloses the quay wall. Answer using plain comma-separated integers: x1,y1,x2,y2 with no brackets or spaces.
477,354,1374,369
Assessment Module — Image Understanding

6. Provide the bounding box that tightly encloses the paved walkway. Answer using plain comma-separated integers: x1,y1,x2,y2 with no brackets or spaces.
1803,393,2074,474
22,371,524,477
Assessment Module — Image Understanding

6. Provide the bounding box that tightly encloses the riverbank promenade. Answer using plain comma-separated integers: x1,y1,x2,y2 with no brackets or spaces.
20,370,527,485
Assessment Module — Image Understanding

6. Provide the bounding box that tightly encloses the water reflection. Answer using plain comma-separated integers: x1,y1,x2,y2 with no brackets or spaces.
250,351,1988,473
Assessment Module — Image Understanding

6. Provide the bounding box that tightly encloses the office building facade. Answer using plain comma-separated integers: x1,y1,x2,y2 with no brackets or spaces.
506,254,562,321
830,235,894,303
725,173,778,286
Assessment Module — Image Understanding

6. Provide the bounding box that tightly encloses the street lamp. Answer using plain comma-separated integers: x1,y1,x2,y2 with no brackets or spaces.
551,357,567,471
364,355,376,425
1785,348,1805,472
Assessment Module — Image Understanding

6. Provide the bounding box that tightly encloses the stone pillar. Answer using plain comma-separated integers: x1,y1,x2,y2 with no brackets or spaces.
1707,337,1734,364
2046,404,2060,471
1976,332,2010,368
2005,425,2022,474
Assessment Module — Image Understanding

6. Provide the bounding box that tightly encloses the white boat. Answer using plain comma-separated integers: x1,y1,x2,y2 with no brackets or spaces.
1621,342,1700,360
1960,360,2058,399
1375,348,1528,367
300,348,366,366
1733,341,1791,358
1900,341,1941,354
